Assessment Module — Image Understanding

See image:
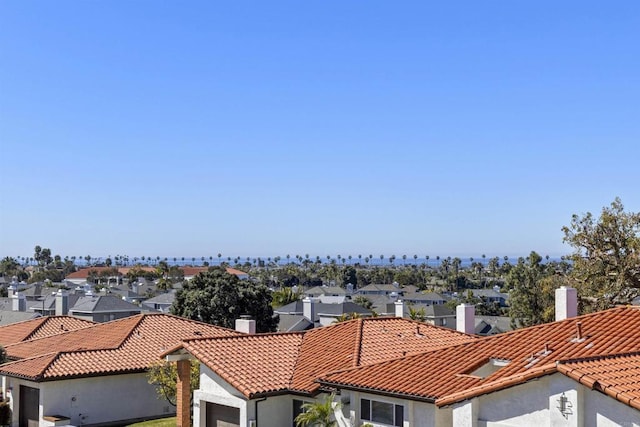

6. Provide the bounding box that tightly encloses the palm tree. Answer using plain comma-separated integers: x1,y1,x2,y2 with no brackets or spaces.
295,394,339,427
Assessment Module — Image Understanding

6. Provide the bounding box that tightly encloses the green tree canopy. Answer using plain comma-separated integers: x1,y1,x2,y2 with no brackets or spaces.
271,286,302,308
171,267,279,332
507,252,567,328
562,197,640,311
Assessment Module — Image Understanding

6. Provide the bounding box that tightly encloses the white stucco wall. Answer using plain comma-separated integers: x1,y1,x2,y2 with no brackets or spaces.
195,365,249,427
452,399,479,427
251,394,295,427
4,373,171,427
42,373,172,425
583,385,640,427
476,376,550,426
462,373,640,427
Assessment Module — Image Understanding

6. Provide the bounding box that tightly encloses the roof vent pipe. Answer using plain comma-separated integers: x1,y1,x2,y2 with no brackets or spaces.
576,322,583,340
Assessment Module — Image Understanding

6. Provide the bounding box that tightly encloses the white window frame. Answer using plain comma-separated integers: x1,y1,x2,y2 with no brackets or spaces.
360,397,404,427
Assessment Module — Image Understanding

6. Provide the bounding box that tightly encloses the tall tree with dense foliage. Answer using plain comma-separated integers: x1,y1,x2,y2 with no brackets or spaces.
508,252,567,328
562,197,640,311
171,267,278,332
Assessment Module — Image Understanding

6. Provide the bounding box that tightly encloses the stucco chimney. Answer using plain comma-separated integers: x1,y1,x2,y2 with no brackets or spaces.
55,289,69,316
303,297,317,323
456,303,475,334
235,315,256,334
395,300,405,318
11,292,26,312
555,286,577,321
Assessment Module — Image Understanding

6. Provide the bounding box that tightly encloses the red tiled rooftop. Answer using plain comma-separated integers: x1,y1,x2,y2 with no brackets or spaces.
319,306,640,407
0,316,95,346
558,352,640,410
0,313,239,381
173,317,476,398
184,333,304,397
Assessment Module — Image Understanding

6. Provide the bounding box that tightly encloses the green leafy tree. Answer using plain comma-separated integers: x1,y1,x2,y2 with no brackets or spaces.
147,360,199,406
171,267,279,332
333,313,362,323
0,257,22,279
272,286,302,307
408,305,426,321
352,296,373,310
340,265,357,288
295,394,339,427
562,197,640,311
508,252,567,328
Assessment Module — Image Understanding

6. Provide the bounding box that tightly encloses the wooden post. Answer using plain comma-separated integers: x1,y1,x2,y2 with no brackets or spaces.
176,359,191,427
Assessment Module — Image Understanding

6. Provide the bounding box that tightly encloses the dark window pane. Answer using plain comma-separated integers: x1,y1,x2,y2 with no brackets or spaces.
372,401,394,424
361,399,371,421
395,405,404,427
293,400,304,427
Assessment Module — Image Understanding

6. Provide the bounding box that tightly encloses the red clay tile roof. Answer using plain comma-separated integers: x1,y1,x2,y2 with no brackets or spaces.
0,316,95,346
184,333,304,397
171,317,475,398
557,352,640,410
319,306,640,407
0,314,239,381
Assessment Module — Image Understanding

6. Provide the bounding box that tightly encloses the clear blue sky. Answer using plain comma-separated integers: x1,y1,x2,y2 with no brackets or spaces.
1,1,638,261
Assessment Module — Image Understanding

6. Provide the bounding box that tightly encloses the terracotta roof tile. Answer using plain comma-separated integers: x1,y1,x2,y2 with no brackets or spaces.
0,316,95,346
319,306,640,407
557,352,640,410
0,314,238,381
173,317,475,398
0,352,59,380
183,333,303,397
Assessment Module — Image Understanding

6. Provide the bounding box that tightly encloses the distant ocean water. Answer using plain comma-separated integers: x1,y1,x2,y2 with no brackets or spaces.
69,256,563,268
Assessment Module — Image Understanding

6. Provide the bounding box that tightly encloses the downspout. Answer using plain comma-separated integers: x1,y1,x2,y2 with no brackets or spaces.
254,397,267,426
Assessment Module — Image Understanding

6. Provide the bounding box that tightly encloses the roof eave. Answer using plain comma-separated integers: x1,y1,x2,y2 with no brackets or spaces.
317,380,436,404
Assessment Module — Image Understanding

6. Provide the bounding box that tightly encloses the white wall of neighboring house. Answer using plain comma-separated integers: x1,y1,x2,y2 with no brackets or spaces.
449,373,640,427
5,373,172,427
582,383,640,427
195,365,250,427
250,394,293,427
472,376,551,426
